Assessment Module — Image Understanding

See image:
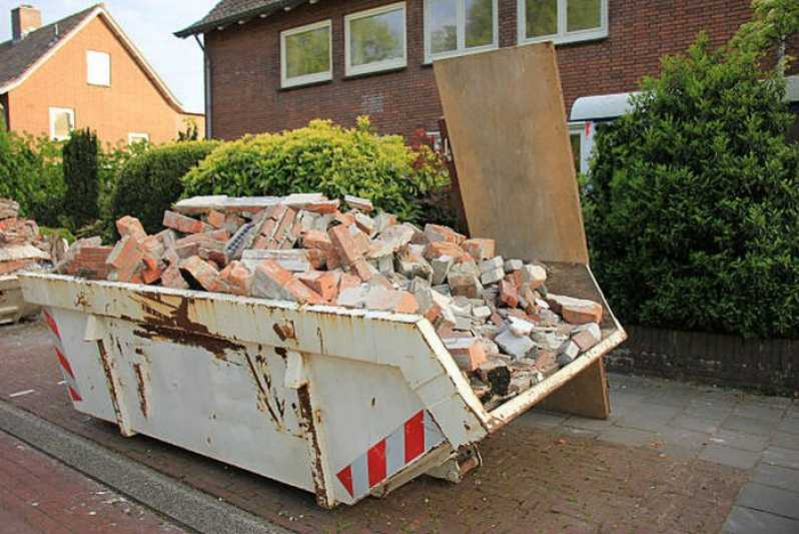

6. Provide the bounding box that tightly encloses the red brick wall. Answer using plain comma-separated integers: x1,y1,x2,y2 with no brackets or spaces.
206,0,794,140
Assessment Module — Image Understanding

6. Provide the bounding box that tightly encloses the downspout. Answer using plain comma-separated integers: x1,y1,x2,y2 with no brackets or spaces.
194,34,212,139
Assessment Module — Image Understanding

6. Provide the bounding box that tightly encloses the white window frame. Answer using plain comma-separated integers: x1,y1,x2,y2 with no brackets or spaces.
280,20,333,89
49,107,75,141
86,50,111,87
345,2,407,77
128,132,150,145
517,0,608,46
423,0,499,64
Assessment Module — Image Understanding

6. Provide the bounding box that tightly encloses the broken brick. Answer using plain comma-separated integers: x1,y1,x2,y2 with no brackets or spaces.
116,216,147,240
163,211,209,235
444,337,488,372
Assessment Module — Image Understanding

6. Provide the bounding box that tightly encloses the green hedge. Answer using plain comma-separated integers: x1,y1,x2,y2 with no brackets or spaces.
584,34,799,339
181,118,450,224
110,141,219,235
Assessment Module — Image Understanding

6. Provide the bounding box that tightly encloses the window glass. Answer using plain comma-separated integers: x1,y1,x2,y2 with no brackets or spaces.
50,108,74,141
465,0,494,48
525,0,558,38
569,130,581,173
349,5,405,69
429,0,458,55
285,25,331,80
567,0,601,32
87,51,110,86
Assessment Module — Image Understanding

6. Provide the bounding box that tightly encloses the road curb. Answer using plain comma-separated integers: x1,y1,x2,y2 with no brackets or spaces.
0,400,290,534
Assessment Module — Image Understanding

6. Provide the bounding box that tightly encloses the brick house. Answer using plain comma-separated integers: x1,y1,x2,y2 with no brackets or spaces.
177,0,798,154
0,4,204,145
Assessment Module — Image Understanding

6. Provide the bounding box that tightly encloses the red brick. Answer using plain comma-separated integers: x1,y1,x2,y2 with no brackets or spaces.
328,224,366,266
161,263,189,289
462,239,496,262
115,216,146,240
206,210,226,229
179,256,221,292
106,236,144,282
218,261,252,295
499,280,519,308
163,211,209,235
297,271,340,302
444,337,488,372
424,224,465,245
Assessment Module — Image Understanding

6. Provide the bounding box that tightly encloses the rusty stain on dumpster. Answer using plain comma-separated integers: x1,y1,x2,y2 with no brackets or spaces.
133,363,149,418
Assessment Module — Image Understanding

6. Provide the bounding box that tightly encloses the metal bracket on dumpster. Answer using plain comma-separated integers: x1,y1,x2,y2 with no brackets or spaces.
283,351,308,390
85,316,137,438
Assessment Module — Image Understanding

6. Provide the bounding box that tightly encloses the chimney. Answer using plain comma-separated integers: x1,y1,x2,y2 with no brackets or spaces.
11,5,41,41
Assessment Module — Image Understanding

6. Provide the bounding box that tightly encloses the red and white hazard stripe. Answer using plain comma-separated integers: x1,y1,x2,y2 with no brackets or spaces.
336,409,445,500
42,308,82,402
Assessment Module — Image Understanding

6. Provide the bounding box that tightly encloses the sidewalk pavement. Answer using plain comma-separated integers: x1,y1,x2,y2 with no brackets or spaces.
0,428,184,533
1,319,797,533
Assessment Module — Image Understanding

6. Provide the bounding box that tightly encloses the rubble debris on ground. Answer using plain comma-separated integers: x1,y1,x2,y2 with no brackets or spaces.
0,198,65,276
57,194,606,408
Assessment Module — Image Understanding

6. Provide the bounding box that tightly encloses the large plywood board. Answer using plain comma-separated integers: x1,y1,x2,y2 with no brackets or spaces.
434,44,589,265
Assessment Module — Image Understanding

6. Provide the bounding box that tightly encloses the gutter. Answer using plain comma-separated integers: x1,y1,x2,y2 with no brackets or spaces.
194,34,213,140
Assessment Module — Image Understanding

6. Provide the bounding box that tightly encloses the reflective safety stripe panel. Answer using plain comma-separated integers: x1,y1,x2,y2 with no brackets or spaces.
336,409,445,500
42,308,82,402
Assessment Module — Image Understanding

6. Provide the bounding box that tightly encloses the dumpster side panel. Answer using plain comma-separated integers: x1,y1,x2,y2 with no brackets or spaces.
45,307,117,422
0,275,39,325
95,317,315,491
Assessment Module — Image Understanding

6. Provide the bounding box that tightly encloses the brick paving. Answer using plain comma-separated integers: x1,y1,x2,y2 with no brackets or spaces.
2,319,794,532
0,429,184,533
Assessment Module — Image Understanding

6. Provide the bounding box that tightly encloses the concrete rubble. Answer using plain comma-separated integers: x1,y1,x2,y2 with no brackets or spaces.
0,198,64,276
58,194,606,408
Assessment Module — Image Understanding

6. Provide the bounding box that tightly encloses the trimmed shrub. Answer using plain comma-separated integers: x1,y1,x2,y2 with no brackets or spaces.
63,129,100,229
181,118,450,224
584,33,799,339
110,141,219,235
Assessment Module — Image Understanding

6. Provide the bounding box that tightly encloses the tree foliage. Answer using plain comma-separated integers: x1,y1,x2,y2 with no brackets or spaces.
584,6,799,338
110,141,219,235
62,129,100,229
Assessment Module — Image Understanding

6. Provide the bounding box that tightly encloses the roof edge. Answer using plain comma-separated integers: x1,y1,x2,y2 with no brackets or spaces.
175,0,306,38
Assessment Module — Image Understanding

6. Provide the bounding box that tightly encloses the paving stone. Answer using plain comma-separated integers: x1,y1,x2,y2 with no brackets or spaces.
762,446,799,471
617,405,681,432
722,505,799,534
709,429,769,453
598,427,659,448
722,415,779,436
564,415,619,432
655,427,711,452
735,482,799,520
772,432,799,451
684,403,734,421
733,403,787,423
556,426,599,440
669,414,722,434
657,442,704,460
777,416,799,436
515,409,568,430
753,464,799,493
699,444,761,470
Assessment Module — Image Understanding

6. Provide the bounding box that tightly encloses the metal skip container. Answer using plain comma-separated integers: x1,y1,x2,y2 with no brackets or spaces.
19,44,626,508
0,275,39,325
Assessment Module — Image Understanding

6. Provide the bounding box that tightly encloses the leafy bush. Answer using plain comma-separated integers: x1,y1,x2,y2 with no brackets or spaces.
0,127,65,227
63,129,100,229
584,31,799,338
110,141,219,235
182,117,450,224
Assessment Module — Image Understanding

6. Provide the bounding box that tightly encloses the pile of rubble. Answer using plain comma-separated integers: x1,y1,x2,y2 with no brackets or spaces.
59,194,605,407
0,198,58,276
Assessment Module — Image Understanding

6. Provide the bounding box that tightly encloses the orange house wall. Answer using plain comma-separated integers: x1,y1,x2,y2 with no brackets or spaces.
6,15,201,146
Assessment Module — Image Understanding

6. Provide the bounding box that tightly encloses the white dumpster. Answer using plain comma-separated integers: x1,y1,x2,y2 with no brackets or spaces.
20,261,625,507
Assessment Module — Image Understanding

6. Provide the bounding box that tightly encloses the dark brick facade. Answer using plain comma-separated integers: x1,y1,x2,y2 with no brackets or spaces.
205,0,797,140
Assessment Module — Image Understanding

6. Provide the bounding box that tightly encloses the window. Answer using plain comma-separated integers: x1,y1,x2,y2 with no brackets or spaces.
424,0,498,63
128,132,150,145
569,123,582,173
281,20,332,88
86,50,111,86
345,3,407,76
518,0,607,45
49,107,75,140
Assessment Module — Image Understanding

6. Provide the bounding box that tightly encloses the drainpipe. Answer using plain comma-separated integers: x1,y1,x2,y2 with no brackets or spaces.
194,34,213,139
